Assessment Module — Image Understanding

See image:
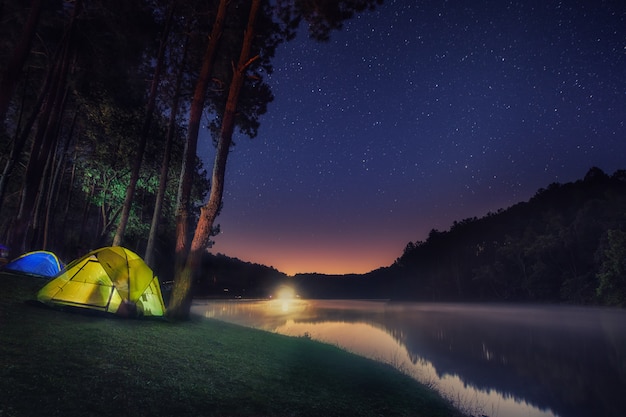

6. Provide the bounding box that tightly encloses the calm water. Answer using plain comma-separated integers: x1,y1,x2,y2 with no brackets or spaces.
191,299,626,417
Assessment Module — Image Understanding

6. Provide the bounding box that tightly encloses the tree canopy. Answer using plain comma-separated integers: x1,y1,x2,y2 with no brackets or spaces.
0,0,384,318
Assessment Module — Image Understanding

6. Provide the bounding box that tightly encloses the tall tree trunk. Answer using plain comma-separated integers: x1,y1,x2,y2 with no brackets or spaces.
61,145,77,238
145,35,189,268
33,84,69,248
0,55,55,212
112,1,177,247
9,0,80,253
30,134,57,249
174,0,228,273
167,0,261,320
0,0,42,126
43,107,77,249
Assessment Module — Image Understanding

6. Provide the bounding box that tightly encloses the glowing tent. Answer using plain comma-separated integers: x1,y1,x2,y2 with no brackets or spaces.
37,246,166,317
3,250,63,277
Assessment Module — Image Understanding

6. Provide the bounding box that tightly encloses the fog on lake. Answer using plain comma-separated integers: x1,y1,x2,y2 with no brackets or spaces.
191,299,626,417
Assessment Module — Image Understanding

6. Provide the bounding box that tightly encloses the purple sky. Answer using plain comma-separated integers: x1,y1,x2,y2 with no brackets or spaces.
198,0,626,275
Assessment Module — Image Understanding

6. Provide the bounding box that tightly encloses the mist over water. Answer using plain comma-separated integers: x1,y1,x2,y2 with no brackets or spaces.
192,300,626,417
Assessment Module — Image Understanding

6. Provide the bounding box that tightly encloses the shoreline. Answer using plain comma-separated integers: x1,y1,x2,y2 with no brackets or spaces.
1,272,463,417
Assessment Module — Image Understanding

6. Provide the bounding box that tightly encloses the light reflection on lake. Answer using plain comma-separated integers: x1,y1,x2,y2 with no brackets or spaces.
191,299,626,417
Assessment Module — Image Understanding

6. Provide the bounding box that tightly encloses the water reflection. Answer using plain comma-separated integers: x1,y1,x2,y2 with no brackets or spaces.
191,300,626,417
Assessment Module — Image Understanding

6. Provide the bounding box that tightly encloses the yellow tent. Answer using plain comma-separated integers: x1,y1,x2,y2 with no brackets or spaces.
37,246,166,317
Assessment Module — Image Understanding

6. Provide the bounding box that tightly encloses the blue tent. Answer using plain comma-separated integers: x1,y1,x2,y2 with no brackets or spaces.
3,250,63,278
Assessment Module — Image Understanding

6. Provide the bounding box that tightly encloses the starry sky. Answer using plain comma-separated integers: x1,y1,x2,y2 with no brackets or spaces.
199,0,626,276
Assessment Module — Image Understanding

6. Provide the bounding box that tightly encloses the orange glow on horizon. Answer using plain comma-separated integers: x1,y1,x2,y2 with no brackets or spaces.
212,236,401,276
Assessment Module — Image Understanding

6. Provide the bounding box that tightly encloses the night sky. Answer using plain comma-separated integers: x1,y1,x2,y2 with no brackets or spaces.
199,0,626,276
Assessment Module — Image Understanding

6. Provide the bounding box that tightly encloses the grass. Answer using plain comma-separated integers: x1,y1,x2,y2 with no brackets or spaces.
0,272,463,417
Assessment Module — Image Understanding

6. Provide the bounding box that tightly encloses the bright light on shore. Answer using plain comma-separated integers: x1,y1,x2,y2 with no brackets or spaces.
276,286,296,300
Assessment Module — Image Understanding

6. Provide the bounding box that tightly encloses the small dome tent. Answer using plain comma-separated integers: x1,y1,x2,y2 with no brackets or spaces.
3,250,63,277
37,247,166,317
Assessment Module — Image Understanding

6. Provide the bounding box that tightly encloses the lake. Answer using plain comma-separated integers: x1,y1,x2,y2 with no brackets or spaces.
191,299,626,417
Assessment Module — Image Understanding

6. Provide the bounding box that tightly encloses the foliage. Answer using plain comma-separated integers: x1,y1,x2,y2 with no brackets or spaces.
385,167,626,306
276,0,383,41
195,252,286,298
0,0,208,273
596,229,626,306
2,0,385,298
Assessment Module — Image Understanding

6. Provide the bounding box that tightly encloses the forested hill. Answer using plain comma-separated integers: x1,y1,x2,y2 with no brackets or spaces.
290,167,626,306
201,167,626,306
376,166,626,305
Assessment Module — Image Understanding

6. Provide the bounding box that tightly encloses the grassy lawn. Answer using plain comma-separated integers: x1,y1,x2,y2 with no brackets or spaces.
0,272,462,417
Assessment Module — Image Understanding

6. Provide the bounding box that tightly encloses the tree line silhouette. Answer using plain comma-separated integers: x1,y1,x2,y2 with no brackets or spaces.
197,167,626,307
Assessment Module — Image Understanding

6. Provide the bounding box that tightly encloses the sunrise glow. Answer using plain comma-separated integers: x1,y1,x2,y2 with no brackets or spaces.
213,235,399,275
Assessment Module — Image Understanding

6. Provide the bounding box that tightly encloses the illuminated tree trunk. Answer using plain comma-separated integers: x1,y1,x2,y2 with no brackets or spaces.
167,0,261,320
174,0,228,275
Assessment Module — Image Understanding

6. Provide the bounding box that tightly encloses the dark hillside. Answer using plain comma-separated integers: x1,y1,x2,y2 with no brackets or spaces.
195,253,288,298
387,167,626,305
199,167,626,306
